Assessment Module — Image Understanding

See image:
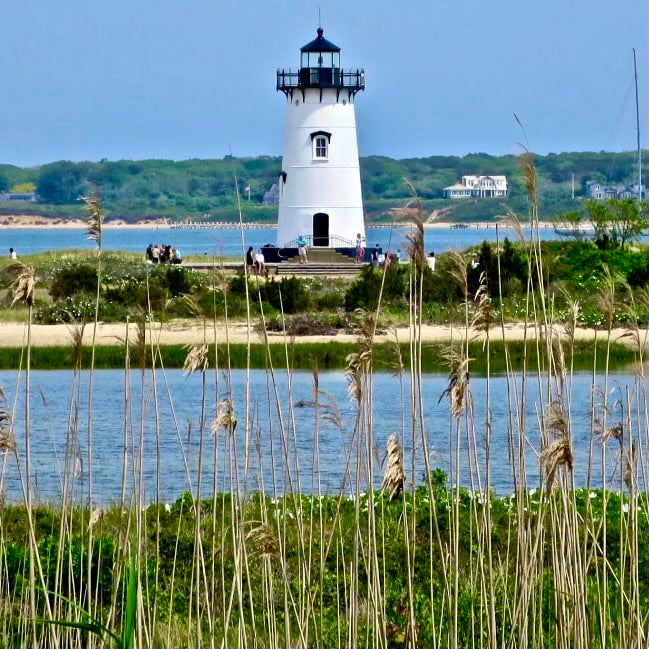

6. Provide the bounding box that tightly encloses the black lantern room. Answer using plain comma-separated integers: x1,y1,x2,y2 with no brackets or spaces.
277,28,365,100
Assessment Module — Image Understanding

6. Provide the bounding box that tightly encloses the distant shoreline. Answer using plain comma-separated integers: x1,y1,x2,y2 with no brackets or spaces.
0,215,559,230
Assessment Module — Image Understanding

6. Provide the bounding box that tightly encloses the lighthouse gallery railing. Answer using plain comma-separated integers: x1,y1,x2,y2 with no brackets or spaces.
276,68,365,92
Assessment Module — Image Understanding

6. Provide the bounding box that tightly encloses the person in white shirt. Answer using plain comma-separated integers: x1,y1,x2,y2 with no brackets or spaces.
9,248,17,260
426,251,436,271
254,249,266,275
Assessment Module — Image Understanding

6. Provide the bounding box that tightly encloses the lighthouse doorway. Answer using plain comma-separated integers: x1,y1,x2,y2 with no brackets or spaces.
312,213,329,247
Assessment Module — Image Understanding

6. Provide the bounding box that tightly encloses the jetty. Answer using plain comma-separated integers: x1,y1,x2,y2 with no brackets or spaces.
170,220,276,230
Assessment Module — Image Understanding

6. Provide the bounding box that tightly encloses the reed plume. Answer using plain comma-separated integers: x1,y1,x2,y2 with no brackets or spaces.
471,272,492,341
82,192,103,246
345,309,375,404
540,436,573,491
8,262,36,306
246,523,280,559
439,343,471,418
545,401,570,438
381,433,405,500
317,390,344,433
500,209,526,241
596,421,624,447
211,398,237,436
183,343,209,375
0,402,15,453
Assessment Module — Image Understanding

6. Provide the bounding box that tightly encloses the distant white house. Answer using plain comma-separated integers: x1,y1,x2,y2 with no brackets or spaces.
443,175,508,199
586,180,646,200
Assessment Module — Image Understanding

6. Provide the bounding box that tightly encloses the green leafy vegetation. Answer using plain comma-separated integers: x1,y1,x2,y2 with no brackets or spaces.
1,485,646,648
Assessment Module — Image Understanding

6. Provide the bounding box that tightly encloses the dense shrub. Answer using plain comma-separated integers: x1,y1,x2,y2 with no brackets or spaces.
262,277,310,314
467,239,527,298
344,264,405,311
49,264,98,299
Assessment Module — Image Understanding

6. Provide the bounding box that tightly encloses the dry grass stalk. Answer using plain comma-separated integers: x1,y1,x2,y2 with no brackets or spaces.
562,295,580,343
518,152,538,221
211,398,237,436
183,343,209,375
386,327,404,377
623,441,636,491
129,310,148,371
438,344,471,418
403,179,425,273
540,436,573,491
82,193,103,245
8,263,36,306
66,321,86,370
596,421,624,447
446,251,468,296
381,433,406,500
500,209,526,241
596,266,623,330
549,330,566,388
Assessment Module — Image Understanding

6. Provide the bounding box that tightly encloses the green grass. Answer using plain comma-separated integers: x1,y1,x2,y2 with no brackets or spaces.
0,340,638,372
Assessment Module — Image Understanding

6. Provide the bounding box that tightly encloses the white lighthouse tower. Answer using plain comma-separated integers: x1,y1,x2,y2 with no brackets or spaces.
276,27,366,249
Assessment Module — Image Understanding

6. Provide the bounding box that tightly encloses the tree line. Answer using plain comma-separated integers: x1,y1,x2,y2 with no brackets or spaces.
0,150,645,222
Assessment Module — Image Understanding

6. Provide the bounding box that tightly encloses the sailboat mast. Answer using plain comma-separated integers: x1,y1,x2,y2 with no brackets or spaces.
633,48,641,199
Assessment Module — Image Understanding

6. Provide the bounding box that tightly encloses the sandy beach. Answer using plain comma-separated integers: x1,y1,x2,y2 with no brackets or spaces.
0,320,642,349
0,215,172,229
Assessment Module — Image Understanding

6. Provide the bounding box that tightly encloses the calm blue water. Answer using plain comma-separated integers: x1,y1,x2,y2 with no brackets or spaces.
0,369,644,504
0,225,561,258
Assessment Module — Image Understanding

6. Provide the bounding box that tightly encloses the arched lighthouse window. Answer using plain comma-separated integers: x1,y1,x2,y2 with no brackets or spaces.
310,130,331,160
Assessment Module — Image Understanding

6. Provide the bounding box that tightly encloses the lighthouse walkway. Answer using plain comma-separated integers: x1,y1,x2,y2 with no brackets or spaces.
184,248,366,277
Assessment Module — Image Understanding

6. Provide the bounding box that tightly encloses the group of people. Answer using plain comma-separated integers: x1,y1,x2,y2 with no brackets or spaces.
145,243,182,265
370,243,400,269
358,234,402,268
245,246,268,276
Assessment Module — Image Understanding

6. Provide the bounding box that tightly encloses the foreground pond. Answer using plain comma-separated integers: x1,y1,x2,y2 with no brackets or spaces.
0,368,645,503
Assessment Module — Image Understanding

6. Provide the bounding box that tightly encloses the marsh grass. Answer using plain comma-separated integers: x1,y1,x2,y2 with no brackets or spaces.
0,166,648,648
0,340,638,372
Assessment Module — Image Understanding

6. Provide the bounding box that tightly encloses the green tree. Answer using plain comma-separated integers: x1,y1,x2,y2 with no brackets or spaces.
37,161,87,204
585,198,648,250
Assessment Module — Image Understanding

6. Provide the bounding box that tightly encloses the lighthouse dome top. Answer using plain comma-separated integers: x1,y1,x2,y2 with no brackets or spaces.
300,28,340,53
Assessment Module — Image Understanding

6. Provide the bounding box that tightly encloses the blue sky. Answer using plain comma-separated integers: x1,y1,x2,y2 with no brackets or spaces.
1,0,646,166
